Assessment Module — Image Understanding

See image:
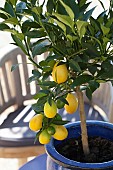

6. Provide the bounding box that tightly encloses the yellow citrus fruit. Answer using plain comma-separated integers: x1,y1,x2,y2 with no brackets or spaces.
52,62,68,84
29,114,43,131
44,100,57,118
52,125,68,140
39,129,51,144
64,93,78,114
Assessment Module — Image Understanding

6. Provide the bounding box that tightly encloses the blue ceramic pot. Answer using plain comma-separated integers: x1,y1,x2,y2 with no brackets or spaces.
45,121,113,170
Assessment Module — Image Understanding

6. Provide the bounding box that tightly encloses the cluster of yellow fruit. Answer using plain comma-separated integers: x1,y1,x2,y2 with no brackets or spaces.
29,62,78,144
29,101,68,144
52,62,78,114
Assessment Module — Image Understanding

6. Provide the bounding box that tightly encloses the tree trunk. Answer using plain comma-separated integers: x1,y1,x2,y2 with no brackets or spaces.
76,86,90,156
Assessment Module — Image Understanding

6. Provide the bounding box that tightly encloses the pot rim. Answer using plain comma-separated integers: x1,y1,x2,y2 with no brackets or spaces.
45,120,113,169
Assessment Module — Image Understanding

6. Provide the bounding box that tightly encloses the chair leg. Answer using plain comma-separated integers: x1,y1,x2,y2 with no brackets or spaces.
18,158,28,168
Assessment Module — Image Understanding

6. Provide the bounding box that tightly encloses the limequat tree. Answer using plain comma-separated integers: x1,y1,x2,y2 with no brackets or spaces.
1,0,113,156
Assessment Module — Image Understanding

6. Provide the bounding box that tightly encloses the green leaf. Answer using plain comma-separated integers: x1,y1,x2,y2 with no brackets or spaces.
33,90,49,99
57,97,68,105
88,65,98,75
86,87,92,100
11,64,20,72
54,19,66,33
32,69,41,77
32,6,42,16
43,67,52,72
82,43,100,57
28,75,38,83
83,6,96,21
100,24,110,35
0,8,11,18
71,75,93,88
39,61,47,67
22,20,40,33
42,71,51,81
25,29,46,38
48,60,56,68
4,29,24,40
47,0,54,14
11,34,27,54
79,0,87,7
59,0,74,20
76,20,88,39
88,80,99,93
34,131,41,144
66,35,77,42
32,103,44,112
69,60,81,72
52,120,69,125
39,81,56,88
52,12,74,28
46,54,62,61
5,2,15,17
90,16,101,32
0,23,10,30
10,0,17,6
97,67,113,79
65,0,79,20
4,17,19,25
32,39,51,57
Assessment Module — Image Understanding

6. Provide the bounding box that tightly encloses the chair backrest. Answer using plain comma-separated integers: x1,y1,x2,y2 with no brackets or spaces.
84,82,113,122
0,45,46,113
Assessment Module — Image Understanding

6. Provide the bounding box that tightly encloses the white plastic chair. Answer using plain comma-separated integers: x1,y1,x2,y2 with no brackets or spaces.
0,45,45,167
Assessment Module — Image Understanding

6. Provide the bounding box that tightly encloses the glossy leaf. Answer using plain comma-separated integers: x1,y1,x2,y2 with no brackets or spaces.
39,81,56,88
28,75,38,83
32,39,51,57
32,69,41,77
11,34,27,55
76,20,88,39
4,17,19,25
32,103,44,112
71,75,93,88
54,19,66,33
47,0,54,14
52,12,74,28
0,8,11,18
69,60,81,72
22,21,40,33
33,90,49,99
86,87,92,100
100,24,110,35
59,0,74,20
25,29,46,38
88,80,100,93
5,2,15,17
52,120,69,125
83,6,96,21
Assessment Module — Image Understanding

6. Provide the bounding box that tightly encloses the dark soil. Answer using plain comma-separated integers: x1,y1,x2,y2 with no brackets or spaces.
56,137,113,163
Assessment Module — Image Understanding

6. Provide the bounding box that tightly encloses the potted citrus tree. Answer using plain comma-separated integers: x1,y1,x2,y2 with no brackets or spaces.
1,0,113,169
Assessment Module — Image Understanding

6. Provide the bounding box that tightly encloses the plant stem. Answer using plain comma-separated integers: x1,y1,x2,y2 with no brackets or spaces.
76,86,90,156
